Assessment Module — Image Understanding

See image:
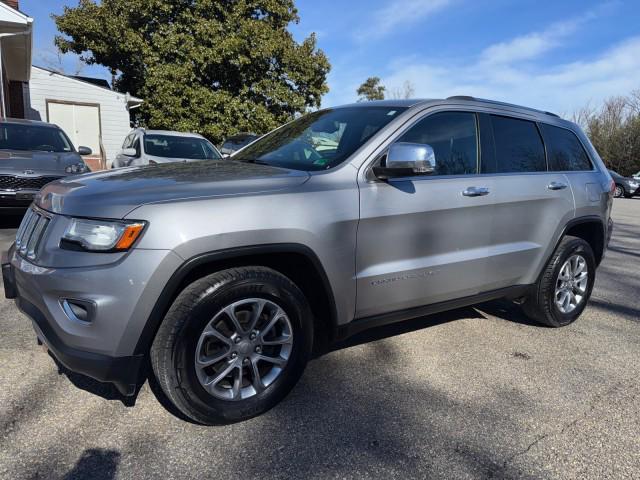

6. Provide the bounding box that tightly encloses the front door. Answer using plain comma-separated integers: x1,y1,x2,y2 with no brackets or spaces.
355,111,495,319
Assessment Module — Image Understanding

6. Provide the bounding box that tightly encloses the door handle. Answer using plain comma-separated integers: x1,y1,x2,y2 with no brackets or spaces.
547,181,568,191
462,186,490,197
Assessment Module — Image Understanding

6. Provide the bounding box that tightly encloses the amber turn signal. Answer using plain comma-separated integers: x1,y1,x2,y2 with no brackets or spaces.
115,223,145,250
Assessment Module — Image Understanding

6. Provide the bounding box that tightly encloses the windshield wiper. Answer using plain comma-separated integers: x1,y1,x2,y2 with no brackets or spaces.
238,158,272,166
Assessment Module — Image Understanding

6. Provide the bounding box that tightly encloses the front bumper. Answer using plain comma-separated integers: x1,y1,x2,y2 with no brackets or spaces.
2,250,142,395
0,190,37,210
2,243,183,396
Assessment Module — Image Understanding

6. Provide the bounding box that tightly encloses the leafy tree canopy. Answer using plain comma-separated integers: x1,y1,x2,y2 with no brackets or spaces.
356,77,385,101
54,0,331,143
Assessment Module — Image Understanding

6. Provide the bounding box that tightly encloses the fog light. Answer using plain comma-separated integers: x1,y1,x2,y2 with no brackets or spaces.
61,299,95,323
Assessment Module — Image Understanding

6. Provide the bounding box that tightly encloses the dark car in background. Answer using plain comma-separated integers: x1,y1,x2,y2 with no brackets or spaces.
0,119,92,212
609,170,639,198
219,133,259,156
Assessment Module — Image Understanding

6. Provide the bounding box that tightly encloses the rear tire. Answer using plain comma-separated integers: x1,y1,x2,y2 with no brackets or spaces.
150,267,313,425
522,236,595,327
613,185,624,198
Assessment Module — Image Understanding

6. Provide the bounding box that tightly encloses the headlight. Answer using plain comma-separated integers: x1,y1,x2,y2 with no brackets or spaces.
62,218,146,252
65,162,89,174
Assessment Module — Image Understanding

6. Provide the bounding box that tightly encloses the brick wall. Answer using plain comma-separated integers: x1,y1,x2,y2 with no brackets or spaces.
1,0,19,9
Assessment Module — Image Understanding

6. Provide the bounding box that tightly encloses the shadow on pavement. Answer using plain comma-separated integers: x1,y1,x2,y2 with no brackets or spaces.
588,298,640,322
62,448,120,480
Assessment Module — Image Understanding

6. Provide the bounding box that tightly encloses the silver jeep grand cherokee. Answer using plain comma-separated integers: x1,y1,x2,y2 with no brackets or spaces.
3,97,614,425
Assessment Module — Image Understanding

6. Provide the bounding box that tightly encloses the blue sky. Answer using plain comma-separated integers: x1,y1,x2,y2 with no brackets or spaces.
22,0,640,114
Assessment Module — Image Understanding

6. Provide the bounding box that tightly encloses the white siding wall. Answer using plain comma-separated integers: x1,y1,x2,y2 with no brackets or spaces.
23,67,135,168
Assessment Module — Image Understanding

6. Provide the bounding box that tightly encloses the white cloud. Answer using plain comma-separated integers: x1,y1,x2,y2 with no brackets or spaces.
478,8,602,65
325,2,632,113
379,36,640,115
355,0,455,41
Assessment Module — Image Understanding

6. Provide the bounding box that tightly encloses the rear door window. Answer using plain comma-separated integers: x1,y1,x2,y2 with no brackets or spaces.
480,114,546,173
539,123,593,171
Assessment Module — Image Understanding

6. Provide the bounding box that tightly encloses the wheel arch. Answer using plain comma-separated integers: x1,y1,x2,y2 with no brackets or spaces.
561,216,606,266
134,243,338,356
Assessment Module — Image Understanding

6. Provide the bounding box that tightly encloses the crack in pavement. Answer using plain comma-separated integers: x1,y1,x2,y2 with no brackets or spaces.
490,380,629,477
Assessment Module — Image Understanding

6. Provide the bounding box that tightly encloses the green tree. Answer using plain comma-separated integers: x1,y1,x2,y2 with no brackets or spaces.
356,77,385,101
54,0,330,143
573,92,640,176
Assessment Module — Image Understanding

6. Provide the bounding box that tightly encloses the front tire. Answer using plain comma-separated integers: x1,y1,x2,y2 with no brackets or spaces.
522,236,595,327
150,267,313,425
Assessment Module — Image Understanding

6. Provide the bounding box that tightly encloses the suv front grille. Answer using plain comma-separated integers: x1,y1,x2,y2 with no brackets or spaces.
15,208,51,261
0,175,62,191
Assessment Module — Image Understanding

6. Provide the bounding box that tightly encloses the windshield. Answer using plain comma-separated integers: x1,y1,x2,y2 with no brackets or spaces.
0,123,74,153
222,135,258,152
233,107,407,171
144,134,221,160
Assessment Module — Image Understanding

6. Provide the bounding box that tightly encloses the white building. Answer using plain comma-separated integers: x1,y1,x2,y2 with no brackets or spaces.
0,0,32,118
0,0,142,170
23,66,142,170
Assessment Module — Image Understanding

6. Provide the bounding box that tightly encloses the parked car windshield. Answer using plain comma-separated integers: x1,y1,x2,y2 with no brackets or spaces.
221,134,258,152
0,123,74,153
233,106,407,171
144,134,221,160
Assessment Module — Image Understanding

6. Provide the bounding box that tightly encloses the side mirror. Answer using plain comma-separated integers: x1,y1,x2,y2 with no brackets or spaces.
373,142,436,180
122,148,137,157
78,146,92,156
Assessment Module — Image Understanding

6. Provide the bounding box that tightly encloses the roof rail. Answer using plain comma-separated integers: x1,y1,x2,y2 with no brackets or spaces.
446,95,476,101
446,95,560,118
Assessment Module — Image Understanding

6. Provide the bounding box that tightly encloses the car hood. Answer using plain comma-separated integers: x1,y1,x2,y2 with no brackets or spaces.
36,160,311,218
0,150,83,175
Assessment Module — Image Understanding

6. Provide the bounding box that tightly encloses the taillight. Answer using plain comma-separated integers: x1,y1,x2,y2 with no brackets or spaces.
609,179,616,197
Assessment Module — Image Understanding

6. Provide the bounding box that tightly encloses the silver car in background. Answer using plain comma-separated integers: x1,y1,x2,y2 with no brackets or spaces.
3,97,614,426
0,118,91,212
112,128,222,168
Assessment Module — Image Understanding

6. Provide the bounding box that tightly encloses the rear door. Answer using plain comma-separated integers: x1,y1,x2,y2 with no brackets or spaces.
538,122,604,220
356,110,495,318
478,113,575,288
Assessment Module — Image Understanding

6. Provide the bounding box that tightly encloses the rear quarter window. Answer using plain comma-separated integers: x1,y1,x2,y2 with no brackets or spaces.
480,114,546,173
539,123,593,171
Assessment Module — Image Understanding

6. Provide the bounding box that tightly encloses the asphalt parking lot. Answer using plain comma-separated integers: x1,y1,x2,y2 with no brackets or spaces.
0,199,638,480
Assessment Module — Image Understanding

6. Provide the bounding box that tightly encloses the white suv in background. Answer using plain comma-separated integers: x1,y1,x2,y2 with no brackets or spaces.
112,128,222,168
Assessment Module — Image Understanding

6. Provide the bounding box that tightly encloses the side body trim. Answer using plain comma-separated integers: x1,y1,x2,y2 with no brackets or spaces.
338,285,531,340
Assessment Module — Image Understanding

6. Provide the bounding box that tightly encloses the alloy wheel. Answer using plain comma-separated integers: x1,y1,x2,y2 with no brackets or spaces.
194,298,293,401
554,254,589,314
614,185,623,198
